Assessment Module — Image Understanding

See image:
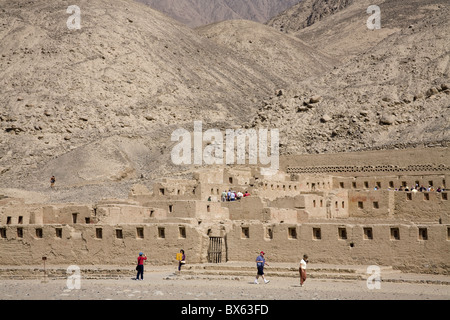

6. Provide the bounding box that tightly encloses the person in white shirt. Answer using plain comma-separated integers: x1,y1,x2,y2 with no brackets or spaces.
299,254,308,287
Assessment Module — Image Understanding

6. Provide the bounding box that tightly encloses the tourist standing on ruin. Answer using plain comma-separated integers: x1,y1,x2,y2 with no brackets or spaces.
136,252,147,280
254,251,270,284
299,254,308,287
50,176,56,189
221,190,227,202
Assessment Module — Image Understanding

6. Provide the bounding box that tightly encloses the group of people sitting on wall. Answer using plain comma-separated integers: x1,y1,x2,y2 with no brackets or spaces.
376,185,446,192
220,189,250,202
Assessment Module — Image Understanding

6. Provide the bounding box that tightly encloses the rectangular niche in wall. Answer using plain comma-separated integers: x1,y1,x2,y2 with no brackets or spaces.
17,227,23,238
241,227,249,239
418,227,428,240
158,227,166,239
35,228,43,238
390,227,400,240
136,227,144,239
312,228,321,240
288,227,297,239
363,227,373,240
179,226,186,239
265,227,273,240
338,227,347,240
115,229,123,239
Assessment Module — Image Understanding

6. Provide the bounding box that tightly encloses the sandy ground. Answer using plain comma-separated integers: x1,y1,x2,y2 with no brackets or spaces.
1,267,448,318
1,268,448,301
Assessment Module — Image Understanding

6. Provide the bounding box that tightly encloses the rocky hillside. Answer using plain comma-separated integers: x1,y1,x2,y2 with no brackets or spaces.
268,0,353,34
256,0,450,154
0,0,330,202
0,0,448,204
196,19,337,84
136,0,301,27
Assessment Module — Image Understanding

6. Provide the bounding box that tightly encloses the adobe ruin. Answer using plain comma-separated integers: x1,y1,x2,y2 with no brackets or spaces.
0,147,449,274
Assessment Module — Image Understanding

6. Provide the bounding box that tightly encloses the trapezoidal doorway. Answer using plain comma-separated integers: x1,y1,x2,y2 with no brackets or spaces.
207,236,226,263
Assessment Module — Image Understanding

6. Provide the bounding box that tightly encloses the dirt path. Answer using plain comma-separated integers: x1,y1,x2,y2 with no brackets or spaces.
1,270,448,300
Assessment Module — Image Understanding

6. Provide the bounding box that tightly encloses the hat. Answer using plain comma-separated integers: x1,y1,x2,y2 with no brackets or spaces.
139,252,143,256
260,251,265,254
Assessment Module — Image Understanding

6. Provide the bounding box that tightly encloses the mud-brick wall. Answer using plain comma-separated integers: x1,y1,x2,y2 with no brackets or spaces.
348,190,392,218
225,222,450,273
223,197,266,220
43,205,94,224
0,223,206,266
0,204,44,225
394,191,450,223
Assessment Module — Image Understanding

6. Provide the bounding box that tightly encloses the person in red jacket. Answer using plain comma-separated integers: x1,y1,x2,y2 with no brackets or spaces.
136,252,147,280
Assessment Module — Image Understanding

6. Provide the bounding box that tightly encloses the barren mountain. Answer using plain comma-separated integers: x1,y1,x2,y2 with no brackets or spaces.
196,19,337,83
269,0,449,61
0,0,448,204
0,0,330,202
256,0,450,155
268,0,353,34
136,0,301,27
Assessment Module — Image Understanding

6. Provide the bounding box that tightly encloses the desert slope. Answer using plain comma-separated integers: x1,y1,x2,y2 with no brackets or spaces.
268,0,353,34
254,0,450,155
0,0,309,199
136,0,301,27
269,0,449,62
196,19,337,83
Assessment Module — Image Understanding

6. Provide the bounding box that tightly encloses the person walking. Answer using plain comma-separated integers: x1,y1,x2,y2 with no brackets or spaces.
50,176,56,189
254,251,270,284
299,254,308,287
135,252,147,280
178,249,186,272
